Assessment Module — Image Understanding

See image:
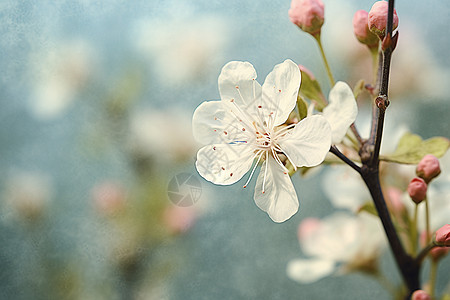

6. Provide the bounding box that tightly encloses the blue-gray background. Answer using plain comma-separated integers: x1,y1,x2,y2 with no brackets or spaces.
1,1,449,299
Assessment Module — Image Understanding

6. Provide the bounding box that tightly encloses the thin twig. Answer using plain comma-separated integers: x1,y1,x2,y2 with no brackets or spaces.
415,241,450,265
329,145,361,174
350,123,364,145
415,242,436,264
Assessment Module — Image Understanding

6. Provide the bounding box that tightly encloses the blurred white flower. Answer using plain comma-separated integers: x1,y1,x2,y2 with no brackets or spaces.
29,39,95,119
2,170,53,221
129,108,197,164
287,212,385,284
133,15,230,85
323,114,410,212
322,165,370,211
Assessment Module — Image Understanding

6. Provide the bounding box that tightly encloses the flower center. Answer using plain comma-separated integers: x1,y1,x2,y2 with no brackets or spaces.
243,123,298,191
256,131,274,150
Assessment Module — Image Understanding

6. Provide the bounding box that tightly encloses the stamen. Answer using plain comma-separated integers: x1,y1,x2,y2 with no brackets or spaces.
243,150,264,188
267,86,283,129
212,115,252,140
273,124,296,139
235,86,246,104
262,151,269,193
281,148,298,172
255,132,272,151
272,143,297,172
227,100,255,131
271,148,290,173
253,79,256,101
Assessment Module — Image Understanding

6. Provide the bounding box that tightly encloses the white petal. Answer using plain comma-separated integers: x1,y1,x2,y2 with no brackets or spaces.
195,143,254,185
218,61,262,110
278,115,331,167
287,259,336,284
322,81,358,144
192,100,251,145
254,156,299,222
260,59,301,127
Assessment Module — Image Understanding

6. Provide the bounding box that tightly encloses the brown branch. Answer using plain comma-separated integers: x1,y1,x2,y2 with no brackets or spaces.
359,0,421,297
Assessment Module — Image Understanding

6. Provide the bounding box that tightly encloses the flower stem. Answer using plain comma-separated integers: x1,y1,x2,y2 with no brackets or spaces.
429,259,438,297
314,34,335,87
415,241,437,264
411,204,419,256
424,196,431,244
350,124,364,146
415,241,449,265
370,46,380,87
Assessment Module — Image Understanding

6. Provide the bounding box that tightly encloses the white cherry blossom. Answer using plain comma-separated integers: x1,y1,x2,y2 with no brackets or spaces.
322,81,358,144
193,59,332,222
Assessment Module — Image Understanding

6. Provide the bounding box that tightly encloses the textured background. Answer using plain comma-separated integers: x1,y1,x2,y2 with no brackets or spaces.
0,1,449,299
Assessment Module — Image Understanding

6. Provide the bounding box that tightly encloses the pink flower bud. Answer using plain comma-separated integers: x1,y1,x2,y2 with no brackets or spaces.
289,0,325,36
435,224,450,246
407,178,427,204
412,290,431,300
416,154,441,183
353,10,379,48
368,1,399,38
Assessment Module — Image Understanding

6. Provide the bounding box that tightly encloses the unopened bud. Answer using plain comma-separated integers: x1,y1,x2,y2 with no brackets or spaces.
412,290,431,300
368,1,399,39
353,10,379,48
407,178,427,204
416,154,441,183
435,224,450,246
289,0,324,36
